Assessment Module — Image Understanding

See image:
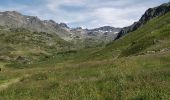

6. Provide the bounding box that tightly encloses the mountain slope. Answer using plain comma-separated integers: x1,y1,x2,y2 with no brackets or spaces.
116,2,170,39
70,26,121,48
0,2,170,100
0,11,121,47
90,12,170,59
0,27,72,64
0,11,72,41
0,12,170,99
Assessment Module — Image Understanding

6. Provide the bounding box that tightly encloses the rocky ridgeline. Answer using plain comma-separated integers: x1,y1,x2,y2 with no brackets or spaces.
116,2,170,39
0,11,72,40
0,11,121,45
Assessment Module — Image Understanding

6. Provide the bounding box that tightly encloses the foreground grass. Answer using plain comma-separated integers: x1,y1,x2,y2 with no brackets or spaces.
0,51,169,100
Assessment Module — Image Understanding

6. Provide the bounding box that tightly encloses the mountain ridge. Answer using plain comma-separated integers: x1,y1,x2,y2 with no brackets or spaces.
116,2,170,39
0,11,120,47
0,11,73,41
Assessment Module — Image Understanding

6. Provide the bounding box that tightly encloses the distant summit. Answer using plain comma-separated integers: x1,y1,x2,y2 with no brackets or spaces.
59,23,69,29
89,26,121,33
0,11,121,47
0,11,72,40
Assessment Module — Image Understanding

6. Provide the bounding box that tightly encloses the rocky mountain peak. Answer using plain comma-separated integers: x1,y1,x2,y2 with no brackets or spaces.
116,2,170,39
75,27,83,30
2,11,21,15
48,20,56,24
90,26,121,33
0,10,121,46
0,11,23,19
0,11,73,40
59,23,69,29
140,2,170,22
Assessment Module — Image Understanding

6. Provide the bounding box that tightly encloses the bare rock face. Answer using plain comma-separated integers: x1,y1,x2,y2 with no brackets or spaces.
116,2,170,39
59,23,69,29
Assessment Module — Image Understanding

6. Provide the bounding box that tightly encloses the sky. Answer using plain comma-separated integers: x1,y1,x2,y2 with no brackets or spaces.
0,0,169,28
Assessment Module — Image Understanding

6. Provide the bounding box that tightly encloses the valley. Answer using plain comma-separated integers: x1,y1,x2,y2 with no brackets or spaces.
0,1,170,100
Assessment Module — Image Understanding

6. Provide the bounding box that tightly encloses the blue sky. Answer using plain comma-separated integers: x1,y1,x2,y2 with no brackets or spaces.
0,0,169,28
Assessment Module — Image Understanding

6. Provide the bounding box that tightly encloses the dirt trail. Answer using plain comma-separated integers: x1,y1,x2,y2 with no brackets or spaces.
0,74,29,91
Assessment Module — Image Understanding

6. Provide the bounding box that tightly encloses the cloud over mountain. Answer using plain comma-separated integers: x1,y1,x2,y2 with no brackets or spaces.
0,0,169,28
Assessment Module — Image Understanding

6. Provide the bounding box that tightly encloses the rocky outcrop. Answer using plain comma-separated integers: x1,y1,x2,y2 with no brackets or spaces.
59,23,69,29
116,2,170,39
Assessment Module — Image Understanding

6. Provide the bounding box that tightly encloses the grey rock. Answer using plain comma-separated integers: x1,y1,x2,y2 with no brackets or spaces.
116,2,170,39
59,23,69,29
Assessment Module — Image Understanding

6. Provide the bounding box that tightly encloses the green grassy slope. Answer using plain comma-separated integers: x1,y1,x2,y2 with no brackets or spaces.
90,12,170,59
0,51,169,100
0,27,73,64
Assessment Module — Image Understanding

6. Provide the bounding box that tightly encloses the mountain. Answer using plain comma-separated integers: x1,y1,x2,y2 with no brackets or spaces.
0,11,72,41
91,5,170,59
0,2,170,100
89,26,121,33
116,2,170,39
70,26,121,48
59,23,70,29
0,11,121,63
0,11,120,47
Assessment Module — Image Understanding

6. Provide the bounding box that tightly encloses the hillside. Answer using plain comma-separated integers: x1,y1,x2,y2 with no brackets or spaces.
70,26,121,48
0,26,73,64
0,11,120,47
116,2,170,39
0,11,73,41
0,2,170,100
91,12,170,59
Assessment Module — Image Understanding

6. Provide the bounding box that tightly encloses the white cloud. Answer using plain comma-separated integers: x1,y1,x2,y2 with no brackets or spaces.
43,0,169,28
89,6,147,27
0,0,169,28
46,0,86,12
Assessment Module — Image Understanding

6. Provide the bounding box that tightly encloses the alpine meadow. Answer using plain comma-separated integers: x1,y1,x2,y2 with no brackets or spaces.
0,1,170,100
